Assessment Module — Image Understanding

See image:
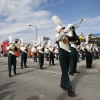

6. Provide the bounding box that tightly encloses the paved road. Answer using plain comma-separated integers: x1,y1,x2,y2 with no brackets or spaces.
0,57,100,100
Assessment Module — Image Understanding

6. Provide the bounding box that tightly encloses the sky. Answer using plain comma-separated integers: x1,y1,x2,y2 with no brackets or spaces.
0,0,100,44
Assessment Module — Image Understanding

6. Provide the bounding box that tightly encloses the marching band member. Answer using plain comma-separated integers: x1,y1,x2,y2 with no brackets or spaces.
37,43,44,70
44,46,49,61
20,38,28,69
31,46,37,62
49,45,55,65
67,24,81,76
85,35,93,68
93,44,99,59
55,48,59,60
52,15,76,97
81,43,86,60
20,44,28,69
77,45,80,62
95,46,99,59
54,44,59,60
7,36,18,77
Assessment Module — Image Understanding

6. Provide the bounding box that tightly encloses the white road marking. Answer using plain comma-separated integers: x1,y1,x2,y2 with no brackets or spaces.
39,94,45,98
37,70,61,75
26,66,62,74
3,64,61,75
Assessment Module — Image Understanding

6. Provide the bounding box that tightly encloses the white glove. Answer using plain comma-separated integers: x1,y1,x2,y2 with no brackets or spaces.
63,25,72,33
63,29,69,33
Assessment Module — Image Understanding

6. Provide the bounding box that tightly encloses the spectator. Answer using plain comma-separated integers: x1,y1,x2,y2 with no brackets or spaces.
1,51,4,57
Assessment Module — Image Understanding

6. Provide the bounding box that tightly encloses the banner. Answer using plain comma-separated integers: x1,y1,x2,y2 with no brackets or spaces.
33,41,38,46
42,36,50,41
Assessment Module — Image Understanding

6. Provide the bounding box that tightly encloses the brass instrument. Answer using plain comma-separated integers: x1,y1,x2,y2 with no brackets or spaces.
78,35,85,42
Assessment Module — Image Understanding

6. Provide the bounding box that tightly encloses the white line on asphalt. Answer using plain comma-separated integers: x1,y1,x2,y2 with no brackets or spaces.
3,64,61,75
37,70,61,75
26,67,61,75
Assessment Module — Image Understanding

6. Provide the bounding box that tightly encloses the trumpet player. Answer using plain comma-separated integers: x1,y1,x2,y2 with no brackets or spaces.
86,43,93,68
31,46,37,62
52,15,76,97
44,46,49,61
20,44,29,69
67,24,80,76
49,45,55,65
7,36,18,77
37,43,44,70
85,35,93,68
55,47,59,60
55,25,76,97
81,43,86,60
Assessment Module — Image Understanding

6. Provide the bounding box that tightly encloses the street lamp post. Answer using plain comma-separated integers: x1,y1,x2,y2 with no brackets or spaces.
29,25,37,41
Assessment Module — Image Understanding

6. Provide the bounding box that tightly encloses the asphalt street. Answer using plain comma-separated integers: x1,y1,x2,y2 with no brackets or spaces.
0,57,100,100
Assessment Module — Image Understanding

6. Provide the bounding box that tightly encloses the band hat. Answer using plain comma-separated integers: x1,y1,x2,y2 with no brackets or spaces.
46,46,49,48
68,24,73,27
56,25,65,33
52,15,65,33
21,43,24,46
20,38,24,44
37,42,41,45
8,35,13,43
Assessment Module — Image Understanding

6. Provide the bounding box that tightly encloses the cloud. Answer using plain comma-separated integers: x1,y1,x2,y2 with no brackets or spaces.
41,0,67,9
83,0,90,4
0,0,100,45
0,0,57,44
81,6,92,10
76,16,100,35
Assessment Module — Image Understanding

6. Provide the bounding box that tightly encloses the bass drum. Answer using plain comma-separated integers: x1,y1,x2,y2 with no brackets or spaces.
15,51,19,57
36,51,39,58
15,49,20,57
28,50,33,58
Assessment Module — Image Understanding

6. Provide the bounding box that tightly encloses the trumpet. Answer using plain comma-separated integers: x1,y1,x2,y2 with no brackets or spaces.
69,19,84,31
78,35,85,42
79,34,94,43
74,19,83,29
64,19,84,33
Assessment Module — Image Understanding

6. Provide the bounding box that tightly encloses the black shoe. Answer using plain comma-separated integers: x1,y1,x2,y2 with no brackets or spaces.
86,67,91,69
68,90,76,97
21,67,24,69
40,67,43,70
25,66,28,68
14,72,16,75
74,71,80,73
60,84,67,91
9,75,12,77
69,73,74,76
